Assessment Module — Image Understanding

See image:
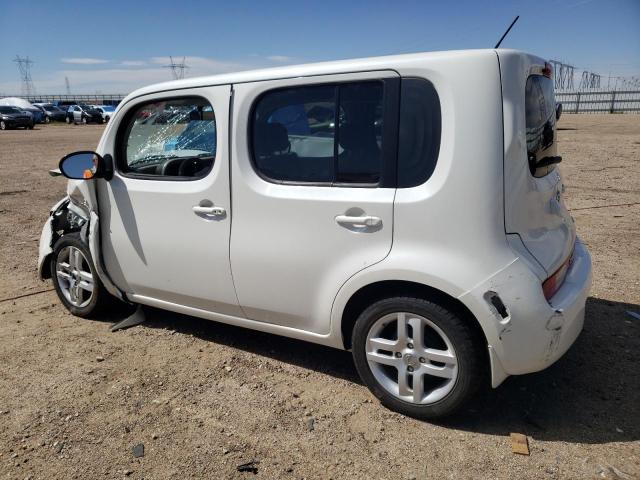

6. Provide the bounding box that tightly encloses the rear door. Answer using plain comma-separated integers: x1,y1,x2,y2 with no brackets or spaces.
499,52,575,276
230,72,399,334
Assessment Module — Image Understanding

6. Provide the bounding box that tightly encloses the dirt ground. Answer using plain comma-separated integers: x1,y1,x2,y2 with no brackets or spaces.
0,116,638,479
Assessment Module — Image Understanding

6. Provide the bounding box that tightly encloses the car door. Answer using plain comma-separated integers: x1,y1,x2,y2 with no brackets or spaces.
230,72,399,334
73,106,82,122
96,85,243,316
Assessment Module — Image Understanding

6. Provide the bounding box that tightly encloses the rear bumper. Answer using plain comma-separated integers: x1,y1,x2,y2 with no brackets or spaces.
460,239,592,387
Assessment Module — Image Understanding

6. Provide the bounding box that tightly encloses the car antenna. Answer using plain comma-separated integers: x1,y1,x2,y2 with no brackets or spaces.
494,15,520,49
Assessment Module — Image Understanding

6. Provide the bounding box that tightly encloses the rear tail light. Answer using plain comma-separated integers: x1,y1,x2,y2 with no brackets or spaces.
543,62,553,79
542,248,574,301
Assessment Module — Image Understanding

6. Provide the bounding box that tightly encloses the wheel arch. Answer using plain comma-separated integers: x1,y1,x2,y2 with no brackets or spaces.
339,279,489,355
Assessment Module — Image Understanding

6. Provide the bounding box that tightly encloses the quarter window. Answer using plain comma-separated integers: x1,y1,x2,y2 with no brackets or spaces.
397,78,441,187
252,81,385,185
120,97,216,178
525,75,557,177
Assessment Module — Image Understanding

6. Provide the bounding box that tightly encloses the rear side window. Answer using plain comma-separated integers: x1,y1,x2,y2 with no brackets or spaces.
397,78,441,187
119,97,216,179
251,81,388,185
525,75,557,177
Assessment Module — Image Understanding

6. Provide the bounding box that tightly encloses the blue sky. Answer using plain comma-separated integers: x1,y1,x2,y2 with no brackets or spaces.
1,0,638,94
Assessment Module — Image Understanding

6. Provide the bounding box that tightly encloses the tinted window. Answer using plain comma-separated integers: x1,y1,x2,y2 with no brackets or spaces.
252,81,385,185
120,97,216,178
397,78,441,187
525,75,557,177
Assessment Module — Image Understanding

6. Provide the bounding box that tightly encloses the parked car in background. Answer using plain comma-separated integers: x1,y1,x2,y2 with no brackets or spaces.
66,105,104,125
34,103,67,123
92,105,116,122
0,106,34,130
0,97,44,123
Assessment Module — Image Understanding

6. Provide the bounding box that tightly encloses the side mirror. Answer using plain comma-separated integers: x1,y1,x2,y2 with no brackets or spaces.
59,151,113,180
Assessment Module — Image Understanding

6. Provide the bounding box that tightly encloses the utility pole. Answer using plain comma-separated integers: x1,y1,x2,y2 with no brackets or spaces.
14,55,36,96
65,76,71,95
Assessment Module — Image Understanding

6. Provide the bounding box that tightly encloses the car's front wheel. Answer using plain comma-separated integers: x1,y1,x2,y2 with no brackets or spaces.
81,116,88,125
352,297,485,419
51,233,113,318
0,120,6,130
44,116,50,124
66,116,71,124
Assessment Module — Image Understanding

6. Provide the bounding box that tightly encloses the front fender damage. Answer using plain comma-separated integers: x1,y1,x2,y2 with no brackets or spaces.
37,197,125,301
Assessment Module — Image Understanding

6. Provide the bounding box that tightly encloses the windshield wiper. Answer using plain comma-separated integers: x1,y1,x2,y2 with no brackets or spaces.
128,154,178,166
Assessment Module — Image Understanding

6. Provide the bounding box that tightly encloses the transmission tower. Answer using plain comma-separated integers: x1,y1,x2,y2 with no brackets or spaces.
13,55,36,96
65,76,71,95
549,60,574,90
164,56,188,80
579,71,601,89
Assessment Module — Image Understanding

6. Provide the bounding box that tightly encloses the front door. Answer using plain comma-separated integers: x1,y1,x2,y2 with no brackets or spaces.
97,86,242,316
230,72,399,334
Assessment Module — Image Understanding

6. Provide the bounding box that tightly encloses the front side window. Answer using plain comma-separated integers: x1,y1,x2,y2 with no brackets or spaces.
252,81,385,185
525,74,557,177
120,97,216,178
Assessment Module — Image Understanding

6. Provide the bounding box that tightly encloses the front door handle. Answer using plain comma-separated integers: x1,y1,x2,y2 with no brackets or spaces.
193,205,226,216
335,215,382,228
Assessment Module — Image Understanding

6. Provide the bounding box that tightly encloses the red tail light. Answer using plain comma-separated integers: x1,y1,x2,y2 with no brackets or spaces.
542,248,574,300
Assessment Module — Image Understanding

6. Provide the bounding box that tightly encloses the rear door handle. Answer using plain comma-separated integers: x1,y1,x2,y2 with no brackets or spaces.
193,205,226,216
335,215,382,228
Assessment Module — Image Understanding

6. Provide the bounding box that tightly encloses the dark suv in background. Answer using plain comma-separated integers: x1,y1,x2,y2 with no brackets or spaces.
34,104,67,123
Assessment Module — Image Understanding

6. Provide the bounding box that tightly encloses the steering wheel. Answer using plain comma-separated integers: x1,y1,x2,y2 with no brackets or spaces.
157,157,183,176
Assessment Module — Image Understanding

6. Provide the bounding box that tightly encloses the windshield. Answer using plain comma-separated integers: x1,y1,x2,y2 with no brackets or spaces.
102,106,115,112
0,106,22,114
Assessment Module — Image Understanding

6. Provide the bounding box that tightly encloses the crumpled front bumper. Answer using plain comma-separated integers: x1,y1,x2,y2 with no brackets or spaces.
460,239,592,387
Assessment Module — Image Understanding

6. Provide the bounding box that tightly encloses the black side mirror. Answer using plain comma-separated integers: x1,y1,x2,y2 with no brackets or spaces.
59,151,104,180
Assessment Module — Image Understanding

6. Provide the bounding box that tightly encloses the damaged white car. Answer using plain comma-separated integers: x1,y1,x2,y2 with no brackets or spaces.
38,49,592,419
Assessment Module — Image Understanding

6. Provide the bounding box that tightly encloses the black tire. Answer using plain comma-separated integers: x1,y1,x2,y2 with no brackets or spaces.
352,296,485,419
81,116,87,125
66,115,71,124
0,120,6,130
50,233,115,318
44,116,50,124
27,123,34,130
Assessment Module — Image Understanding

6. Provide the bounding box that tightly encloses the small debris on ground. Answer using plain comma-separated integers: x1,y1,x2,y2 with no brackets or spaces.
510,433,530,455
305,417,315,431
237,460,259,474
625,311,640,321
132,443,144,458
95,356,105,362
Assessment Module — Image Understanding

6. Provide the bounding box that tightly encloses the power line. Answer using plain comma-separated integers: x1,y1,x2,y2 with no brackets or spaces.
13,55,36,96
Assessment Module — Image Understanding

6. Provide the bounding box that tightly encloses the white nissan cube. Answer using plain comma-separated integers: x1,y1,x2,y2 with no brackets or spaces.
38,49,592,419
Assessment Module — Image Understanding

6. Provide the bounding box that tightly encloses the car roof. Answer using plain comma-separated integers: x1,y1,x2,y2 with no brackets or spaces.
123,49,528,104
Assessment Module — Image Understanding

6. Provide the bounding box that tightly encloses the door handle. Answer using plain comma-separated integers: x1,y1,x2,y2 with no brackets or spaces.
335,215,382,228
193,205,226,216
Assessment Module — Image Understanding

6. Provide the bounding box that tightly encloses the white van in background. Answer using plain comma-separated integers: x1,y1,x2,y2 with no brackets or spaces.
38,49,592,418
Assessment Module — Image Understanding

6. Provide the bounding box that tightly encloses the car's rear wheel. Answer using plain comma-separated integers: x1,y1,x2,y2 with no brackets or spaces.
0,120,6,130
352,296,485,419
27,123,34,130
81,116,88,125
51,233,113,318
66,116,71,124
44,116,50,124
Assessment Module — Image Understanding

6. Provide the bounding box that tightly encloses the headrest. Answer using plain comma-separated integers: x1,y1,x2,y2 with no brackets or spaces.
255,122,290,155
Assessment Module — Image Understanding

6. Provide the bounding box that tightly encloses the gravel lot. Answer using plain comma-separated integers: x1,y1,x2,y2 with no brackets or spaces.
0,116,638,479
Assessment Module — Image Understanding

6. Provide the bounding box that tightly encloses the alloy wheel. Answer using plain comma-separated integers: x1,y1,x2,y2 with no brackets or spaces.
365,312,458,405
55,246,94,308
